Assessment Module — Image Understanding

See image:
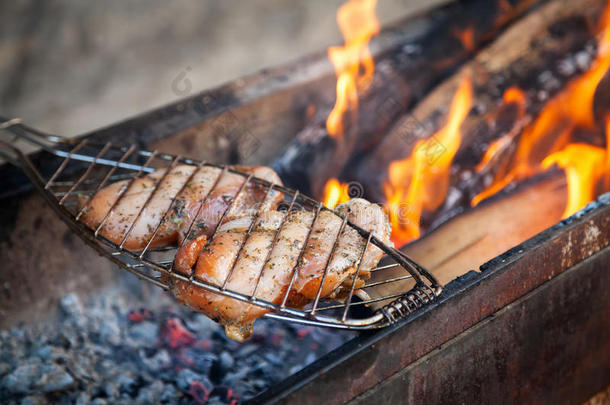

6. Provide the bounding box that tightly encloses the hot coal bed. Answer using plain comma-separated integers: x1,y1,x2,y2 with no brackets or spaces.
2,0,610,404
0,273,355,404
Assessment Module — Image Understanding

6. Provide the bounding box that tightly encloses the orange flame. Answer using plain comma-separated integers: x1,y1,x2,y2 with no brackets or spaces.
542,143,607,217
454,26,475,52
542,115,610,217
383,76,473,246
322,178,351,209
326,0,380,138
503,86,527,108
472,4,610,209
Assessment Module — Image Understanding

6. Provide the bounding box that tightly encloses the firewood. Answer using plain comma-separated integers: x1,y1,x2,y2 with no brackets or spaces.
271,0,543,197
367,173,567,309
353,0,606,206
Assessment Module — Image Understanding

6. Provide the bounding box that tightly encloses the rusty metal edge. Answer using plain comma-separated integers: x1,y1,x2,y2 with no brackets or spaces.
348,246,610,405
250,193,610,405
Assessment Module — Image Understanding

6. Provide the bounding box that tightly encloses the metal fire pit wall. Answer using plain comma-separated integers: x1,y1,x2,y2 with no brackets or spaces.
252,195,610,405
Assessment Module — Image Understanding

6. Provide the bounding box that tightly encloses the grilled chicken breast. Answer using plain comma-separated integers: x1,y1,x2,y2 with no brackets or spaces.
172,210,312,341
80,165,282,250
294,198,392,299
172,198,391,341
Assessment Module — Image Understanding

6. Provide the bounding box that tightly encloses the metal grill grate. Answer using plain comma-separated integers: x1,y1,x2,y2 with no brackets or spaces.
0,118,442,330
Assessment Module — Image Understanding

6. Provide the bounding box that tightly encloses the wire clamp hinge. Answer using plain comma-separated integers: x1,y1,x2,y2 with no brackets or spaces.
380,284,438,324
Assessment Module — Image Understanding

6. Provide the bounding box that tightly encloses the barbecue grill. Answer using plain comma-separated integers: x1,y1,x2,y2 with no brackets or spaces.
2,0,610,403
0,117,441,332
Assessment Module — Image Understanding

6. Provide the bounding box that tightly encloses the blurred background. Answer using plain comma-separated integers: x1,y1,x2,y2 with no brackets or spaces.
0,0,444,136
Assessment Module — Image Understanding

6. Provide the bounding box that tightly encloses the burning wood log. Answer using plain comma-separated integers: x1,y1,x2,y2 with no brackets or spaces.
352,0,608,245
272,0,544,197
356,0,606,195
367,173,567,308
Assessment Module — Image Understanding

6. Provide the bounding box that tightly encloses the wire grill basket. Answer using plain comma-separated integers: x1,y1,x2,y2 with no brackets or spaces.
0,117,442,331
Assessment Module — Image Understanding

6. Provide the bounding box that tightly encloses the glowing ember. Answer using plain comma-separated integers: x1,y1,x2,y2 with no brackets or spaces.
503,86,527,109
127,308,154,323
383,76,473,247
472,3,610,211
326,0,380,138
162,318,196,349
322,178,351,208
189,380,212,404
473,87,527,174
453,26,475,52
494,0,514,28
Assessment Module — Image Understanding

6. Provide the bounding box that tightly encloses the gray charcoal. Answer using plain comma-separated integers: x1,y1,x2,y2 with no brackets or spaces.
236,344,258,358
135,380,165,404
0,361,11,376
35,345,66,362
176,368,209,393
2,360,74,394
60,293,83,317
96,359,118,379
159,383,179,403
10,329,25,340
75,392,90,405
89,343,113,358
0,272,356,404
219,351,234,372
181,348,217,374
19,395,47,405
222,368,249,388
185,315,216,337
103,381,119,398
127,322,159,348
251,379,269,390
36,364,75,393
65,354,96,383
304,352,317,366
116,372,138,396
263,351,282,366
2,359,42,394
206,397,227,405
231,380,257,398
93,320,122,346
251,360,274,380
289,364,302,375
139,348,171,372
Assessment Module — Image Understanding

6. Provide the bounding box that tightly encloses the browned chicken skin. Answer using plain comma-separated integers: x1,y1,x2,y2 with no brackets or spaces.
172,198,391,341
81,165,281,250
81,163,391,342
172,210,312,341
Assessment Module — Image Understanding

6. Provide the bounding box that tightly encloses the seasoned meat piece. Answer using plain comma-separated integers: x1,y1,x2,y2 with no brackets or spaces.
172,210,312,341
80,164,282,250
335,198,392,282
293,198,392,299
171,198,391,341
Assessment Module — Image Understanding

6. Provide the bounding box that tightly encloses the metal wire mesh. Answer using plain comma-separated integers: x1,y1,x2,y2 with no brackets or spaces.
0,118,442,330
